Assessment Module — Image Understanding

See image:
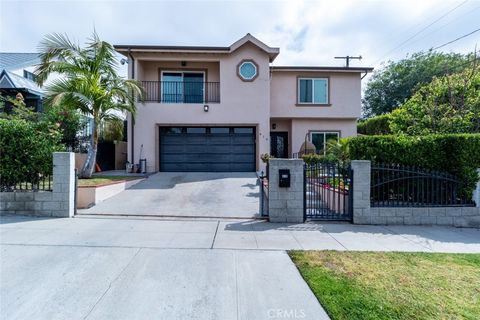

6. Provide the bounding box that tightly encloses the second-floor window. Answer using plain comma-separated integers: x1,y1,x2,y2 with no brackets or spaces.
298,78,329,105
161,71,204,103
23,70,37,82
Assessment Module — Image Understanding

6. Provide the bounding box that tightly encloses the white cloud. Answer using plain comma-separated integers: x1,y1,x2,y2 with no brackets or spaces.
1,0,478,76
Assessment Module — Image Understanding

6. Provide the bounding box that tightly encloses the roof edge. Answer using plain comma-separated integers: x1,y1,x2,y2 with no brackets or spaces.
270,66,374,72
114,33,280,61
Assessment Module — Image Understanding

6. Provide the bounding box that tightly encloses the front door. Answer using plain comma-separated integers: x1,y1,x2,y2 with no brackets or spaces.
270,132,288,158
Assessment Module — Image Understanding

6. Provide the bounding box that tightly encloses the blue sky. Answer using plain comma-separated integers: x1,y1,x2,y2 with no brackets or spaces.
1,0,479,77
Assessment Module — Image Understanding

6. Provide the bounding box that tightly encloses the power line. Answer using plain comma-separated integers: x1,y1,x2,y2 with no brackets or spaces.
374,0,469,64
406,5,480,48
432,27,480,50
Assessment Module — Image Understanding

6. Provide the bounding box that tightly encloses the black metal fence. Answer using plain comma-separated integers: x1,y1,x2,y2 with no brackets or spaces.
141,81,220,103
371,163,475,207
304,162,353,221
0,175,53,192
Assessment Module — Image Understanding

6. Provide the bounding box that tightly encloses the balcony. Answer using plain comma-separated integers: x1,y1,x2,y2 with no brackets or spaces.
141,81,220,103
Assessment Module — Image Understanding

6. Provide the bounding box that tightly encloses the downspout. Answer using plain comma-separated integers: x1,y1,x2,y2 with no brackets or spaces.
128,48,135,164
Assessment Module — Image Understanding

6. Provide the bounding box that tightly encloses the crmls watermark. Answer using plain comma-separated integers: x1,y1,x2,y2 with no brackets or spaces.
267,309,306,319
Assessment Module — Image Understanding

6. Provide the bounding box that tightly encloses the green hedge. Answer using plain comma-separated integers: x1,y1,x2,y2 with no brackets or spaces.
346,134,480,194
0,119,62,186
357,114,392,135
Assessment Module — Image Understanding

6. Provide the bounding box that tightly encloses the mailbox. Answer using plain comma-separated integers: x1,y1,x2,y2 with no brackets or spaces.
279,169,291,188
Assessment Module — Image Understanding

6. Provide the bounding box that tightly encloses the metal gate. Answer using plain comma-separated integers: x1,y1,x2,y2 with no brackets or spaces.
304,162,353,221
257,171,269,216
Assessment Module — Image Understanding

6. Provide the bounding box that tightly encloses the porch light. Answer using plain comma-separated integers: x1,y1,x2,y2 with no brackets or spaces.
204,105,209,112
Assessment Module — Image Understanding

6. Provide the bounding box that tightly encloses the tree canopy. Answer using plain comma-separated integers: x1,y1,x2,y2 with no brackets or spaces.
389,65,480,135
35,31,143,178
362,51,473,117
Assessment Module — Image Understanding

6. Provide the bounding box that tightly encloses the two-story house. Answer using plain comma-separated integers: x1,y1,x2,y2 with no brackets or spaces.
114,34,372,172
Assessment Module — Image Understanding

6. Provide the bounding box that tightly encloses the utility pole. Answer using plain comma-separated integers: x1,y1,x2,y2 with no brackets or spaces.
334,55,362,67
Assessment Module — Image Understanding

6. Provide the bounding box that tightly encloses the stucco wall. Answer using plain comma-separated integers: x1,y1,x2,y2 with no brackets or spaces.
270,71,361,119
130,43,271,172
290,118,357,155
139,60,220,82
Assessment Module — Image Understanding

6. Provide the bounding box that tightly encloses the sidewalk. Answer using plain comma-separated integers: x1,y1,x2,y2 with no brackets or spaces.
1,215,479,320
1,215,479,252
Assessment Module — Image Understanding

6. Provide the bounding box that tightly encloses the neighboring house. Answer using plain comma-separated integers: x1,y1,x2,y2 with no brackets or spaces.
0,53,44,112
115,34,373,172
0,52,96,155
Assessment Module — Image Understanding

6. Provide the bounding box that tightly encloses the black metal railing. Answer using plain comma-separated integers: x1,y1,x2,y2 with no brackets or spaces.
141,81,220,103
371,163,475,207
304,162,353,221
0,174,53,192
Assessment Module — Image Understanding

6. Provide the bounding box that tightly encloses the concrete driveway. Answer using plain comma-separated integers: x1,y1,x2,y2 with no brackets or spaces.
79,172,260,218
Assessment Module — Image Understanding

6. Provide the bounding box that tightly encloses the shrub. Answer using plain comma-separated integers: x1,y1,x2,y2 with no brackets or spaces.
357,114,392,135
44,104,85,150
389,67,480,135
0,119,63,186
346,134,480,194
302,138,350,164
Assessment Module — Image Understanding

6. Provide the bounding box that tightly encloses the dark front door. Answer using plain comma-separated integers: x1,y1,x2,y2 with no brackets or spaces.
159,127,256,172
270,132,288,158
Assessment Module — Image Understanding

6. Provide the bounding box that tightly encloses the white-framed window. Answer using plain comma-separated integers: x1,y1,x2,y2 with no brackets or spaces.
160,71,205,103
239,61,257,80
310,131,339,155
298,78,329,104
237,60,259,81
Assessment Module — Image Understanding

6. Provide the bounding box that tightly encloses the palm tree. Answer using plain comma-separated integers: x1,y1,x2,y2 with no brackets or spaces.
35,32,143,178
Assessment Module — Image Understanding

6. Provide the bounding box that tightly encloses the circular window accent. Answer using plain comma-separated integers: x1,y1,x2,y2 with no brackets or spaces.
237,59,258,81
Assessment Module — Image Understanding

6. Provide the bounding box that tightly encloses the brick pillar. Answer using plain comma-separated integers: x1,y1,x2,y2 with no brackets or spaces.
51,152,75,217
473,168,480,208
268,159,304,223
351,160,371,224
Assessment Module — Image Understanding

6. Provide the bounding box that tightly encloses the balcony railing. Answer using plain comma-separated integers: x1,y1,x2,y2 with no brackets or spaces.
141,81,220,103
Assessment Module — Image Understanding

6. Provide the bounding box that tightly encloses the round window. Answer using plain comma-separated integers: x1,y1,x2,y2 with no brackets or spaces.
238,60,258,81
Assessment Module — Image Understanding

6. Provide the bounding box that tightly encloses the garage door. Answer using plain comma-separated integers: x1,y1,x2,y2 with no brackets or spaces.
159,127,256,172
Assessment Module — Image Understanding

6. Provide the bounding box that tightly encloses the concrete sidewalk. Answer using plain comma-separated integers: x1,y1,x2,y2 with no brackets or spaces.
1,215,480,320
1,215,479,252
1,216,331,320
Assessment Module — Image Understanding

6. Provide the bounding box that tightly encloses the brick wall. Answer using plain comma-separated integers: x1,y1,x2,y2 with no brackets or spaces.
0,152,75,217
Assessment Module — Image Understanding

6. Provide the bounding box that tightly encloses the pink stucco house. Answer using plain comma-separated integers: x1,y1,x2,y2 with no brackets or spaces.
114,34,372,172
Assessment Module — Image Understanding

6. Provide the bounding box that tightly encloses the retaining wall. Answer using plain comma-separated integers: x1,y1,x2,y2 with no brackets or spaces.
0,152,75,217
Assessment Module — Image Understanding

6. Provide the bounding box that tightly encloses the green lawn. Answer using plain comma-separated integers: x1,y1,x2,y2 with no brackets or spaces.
289,251,480,320
78,176,142,187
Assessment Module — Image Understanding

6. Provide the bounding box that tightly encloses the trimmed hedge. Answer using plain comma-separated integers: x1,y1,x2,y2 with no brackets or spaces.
357,114,392,135
0,119,62,186
346,134,480,195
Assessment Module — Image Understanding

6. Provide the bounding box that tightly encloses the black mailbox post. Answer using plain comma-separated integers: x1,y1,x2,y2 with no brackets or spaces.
279,169,291,188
